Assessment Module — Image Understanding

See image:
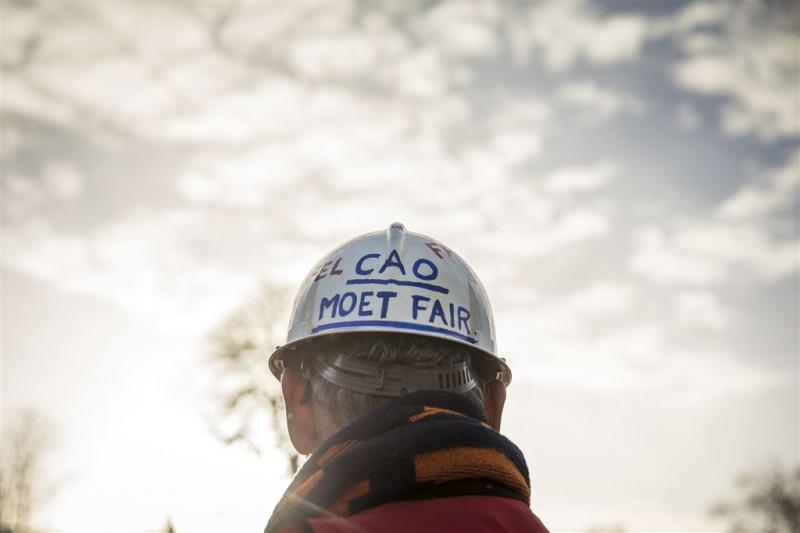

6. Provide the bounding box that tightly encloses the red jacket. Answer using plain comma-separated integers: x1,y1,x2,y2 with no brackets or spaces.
283,495,549,532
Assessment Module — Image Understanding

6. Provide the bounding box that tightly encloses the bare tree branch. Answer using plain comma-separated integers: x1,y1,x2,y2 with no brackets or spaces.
204,284,299,473
711,466,800,533
0,411,50,533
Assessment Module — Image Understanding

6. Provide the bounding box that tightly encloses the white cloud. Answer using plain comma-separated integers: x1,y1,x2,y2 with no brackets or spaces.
42,164,84,200
675,102,702,131
717,150,799,220
558,81,645,117
631,224,725,284
477,206,611,261
484,98,551,167
377,47,451,99
280,7,421,84
563,281,636,315
631,151,799,286
631,220,797,285
0,1,440,145
1,164,84,224
494,280,637,350
421,0,500,59
542,209,610,247
542,161,621,194
671,1,799,140
289,33,380,81
672,289,729,330
207,0,355,61
507,316,786,402
662,350,787,406
670,1,732,33
2,175,41,222
3,212,256,332
488,129,545,167
454,166,614,266
511,1,650,71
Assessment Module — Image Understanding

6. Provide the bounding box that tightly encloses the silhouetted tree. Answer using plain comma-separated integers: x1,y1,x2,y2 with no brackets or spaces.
711,466,800,533
206,284,299,473
0,411,48,533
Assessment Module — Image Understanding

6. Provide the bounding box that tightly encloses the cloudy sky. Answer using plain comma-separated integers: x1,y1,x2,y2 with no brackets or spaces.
2,0,798,531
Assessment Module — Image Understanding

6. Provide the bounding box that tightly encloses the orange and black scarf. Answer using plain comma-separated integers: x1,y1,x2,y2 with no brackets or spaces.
265,391,531,532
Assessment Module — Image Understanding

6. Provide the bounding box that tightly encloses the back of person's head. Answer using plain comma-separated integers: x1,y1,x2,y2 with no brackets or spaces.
305,334,487,430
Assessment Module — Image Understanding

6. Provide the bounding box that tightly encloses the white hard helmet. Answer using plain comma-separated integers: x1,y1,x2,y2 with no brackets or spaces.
268,223,512,393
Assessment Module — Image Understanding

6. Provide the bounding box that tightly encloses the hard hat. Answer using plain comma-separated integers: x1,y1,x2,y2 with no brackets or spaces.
268,223,512,393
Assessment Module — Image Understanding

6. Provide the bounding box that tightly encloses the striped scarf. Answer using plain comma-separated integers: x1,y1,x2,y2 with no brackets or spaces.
265,391,531,532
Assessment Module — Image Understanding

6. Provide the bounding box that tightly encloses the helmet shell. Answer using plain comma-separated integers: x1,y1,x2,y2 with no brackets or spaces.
268,223,511,386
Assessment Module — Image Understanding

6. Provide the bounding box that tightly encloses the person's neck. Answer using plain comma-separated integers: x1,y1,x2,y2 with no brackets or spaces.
310,407,342,450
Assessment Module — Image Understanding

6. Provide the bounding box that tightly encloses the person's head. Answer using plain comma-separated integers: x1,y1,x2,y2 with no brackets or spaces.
279,333,508,453
269,223,512,454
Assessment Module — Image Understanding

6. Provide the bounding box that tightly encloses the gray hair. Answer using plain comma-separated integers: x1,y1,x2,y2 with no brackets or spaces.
306,334,487,429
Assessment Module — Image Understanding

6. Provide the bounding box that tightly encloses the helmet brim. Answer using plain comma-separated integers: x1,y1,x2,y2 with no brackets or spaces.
268,329,512,387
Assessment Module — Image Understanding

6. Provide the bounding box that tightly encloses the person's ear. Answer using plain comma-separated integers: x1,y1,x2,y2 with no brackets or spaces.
281,364,317,455
484,380,507,431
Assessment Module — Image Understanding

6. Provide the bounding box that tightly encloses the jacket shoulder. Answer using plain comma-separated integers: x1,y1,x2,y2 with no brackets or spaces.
295,495,549,533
